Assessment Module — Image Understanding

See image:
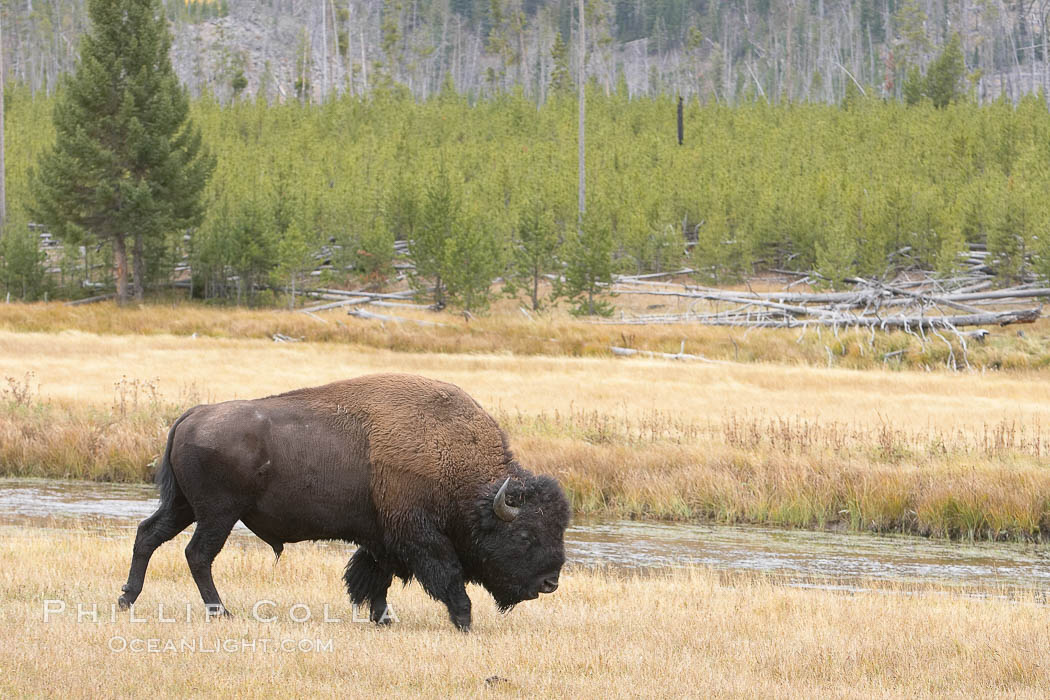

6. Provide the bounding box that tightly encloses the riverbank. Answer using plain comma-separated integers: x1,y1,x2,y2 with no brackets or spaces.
3,330,1050,540
1,527,1048,697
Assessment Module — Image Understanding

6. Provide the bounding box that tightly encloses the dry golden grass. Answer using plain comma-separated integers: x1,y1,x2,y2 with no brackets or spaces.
2,328,1049,435
1,527,1049,698
3,299,1050,370
3,330,1050,538
5,328,1050,424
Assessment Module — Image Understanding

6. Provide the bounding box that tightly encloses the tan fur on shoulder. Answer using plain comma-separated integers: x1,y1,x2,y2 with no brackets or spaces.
297,373,514,529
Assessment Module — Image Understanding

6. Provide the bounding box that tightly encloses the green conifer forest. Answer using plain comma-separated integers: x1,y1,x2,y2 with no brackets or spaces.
6,84,1050,304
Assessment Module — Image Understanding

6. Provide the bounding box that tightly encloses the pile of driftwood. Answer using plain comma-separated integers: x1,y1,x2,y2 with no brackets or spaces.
607,271,1047,332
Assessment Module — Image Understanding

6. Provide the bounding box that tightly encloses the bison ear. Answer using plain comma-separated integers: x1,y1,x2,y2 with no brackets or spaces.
493,477,521,522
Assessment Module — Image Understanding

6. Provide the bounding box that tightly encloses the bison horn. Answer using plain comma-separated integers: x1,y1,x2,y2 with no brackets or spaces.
493,478,520,522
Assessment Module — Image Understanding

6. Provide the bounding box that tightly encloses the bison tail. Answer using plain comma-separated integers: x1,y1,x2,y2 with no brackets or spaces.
155,411,191,507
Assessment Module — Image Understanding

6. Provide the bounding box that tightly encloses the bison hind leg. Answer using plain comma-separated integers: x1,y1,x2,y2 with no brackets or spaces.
344,549,394,625
184,513,240,616
118,498,194,610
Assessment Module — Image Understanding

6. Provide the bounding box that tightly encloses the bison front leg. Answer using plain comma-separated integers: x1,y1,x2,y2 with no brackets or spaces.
343,548,395,625
397,534,472,631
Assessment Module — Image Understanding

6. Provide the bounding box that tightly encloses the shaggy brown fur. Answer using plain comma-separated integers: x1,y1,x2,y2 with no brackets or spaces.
302,374,514,527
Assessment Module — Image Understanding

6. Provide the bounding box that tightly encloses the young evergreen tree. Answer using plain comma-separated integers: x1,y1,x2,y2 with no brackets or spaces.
30,0,214,304
353,221,396,285
0,217,49,301
274,218,316,309
549,32,572,97
384,171,420,243
924,34,965,108
815,221,858,289
410,167,459,308
558,211,614,316
507,199,561,310
902,66,925,105
441,220,502,311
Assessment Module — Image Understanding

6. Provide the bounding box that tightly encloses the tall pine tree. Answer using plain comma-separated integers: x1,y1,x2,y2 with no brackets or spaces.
30,0,214,304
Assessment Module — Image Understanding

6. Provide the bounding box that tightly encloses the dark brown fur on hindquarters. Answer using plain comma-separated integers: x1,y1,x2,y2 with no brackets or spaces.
117,373,571,631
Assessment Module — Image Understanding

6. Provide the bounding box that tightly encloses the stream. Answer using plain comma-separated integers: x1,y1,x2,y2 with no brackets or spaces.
3,477,1049,596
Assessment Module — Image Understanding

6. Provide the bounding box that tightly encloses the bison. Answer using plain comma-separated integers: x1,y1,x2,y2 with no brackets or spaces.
117,373,570,631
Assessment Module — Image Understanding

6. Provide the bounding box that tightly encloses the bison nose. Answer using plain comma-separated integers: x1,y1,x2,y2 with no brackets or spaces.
539,576,559,594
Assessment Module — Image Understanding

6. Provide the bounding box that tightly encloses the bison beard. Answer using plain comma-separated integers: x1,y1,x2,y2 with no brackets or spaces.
117,373,570,631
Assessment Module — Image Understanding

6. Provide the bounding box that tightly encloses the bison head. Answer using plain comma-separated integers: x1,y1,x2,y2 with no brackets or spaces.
468,474,571,611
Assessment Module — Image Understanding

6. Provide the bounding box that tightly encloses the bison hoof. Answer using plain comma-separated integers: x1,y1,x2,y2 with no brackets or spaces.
117,595,132,611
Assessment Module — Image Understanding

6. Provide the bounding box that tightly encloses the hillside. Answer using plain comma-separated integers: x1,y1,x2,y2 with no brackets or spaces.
3,0,1049,104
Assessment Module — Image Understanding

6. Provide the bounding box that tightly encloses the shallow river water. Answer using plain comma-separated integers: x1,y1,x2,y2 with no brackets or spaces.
3,477,1049,596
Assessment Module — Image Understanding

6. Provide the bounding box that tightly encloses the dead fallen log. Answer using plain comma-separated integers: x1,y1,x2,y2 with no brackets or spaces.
937,280,993,294
615,268,695,282
689,307,1040,329
612,286,876,305
609,345,726,363
65,293,116,306
301,311,328,324
310,288,416,299
615,289,849,318
299,297,373,313
300,288,428,313
861,282,982,314
366,300,431,310
942,288,1050,302
347,308,448,327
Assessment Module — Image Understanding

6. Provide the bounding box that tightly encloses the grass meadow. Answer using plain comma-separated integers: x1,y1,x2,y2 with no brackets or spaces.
2,527,1049,698
2,315,1050,539
4,298,1050,370
3,301,1050,697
